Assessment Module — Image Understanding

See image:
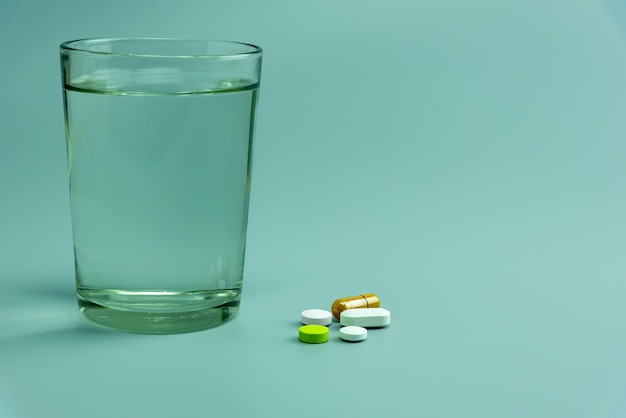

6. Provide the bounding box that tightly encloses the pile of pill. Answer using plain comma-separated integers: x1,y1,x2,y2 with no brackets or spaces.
298,293,391,344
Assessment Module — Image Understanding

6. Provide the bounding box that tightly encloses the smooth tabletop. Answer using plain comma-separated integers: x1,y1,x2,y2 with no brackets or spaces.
2,0,626,417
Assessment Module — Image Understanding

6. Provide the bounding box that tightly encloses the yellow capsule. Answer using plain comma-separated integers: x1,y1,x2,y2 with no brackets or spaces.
331,293,380,320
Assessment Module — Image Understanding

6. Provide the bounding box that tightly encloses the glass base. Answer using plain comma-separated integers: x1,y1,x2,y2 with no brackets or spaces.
76,288,241,334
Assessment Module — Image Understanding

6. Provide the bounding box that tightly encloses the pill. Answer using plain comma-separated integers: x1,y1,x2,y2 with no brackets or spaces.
331,293,380,320
340,326,368,342
299,324,329,344
340,307,391,328
301,309,332,326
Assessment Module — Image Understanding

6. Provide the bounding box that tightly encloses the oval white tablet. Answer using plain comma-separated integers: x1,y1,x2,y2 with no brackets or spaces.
301,309,332,326
340,326,367,342
340,308,390,327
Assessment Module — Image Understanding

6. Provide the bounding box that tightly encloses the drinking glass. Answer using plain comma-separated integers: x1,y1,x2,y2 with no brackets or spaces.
60,38,262,333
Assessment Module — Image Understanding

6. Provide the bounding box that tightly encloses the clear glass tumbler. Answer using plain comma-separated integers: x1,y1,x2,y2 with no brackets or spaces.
60,38,262,333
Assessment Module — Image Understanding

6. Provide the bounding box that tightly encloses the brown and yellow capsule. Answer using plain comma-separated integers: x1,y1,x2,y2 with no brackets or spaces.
331,293,380,320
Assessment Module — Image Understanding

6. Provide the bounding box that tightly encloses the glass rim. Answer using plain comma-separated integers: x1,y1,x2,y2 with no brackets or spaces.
59,38,262,59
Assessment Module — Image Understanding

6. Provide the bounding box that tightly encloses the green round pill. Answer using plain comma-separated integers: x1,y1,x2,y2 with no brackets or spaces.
298,324,329,344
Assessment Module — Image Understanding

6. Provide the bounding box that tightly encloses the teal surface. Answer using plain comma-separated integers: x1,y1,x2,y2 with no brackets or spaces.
2,0,626,417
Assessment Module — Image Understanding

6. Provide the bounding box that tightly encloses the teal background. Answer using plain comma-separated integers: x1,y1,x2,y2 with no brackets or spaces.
2,0,626,416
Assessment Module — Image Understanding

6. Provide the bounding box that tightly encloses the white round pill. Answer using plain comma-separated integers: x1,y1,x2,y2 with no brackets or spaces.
340,326,367,342
301,309,332,326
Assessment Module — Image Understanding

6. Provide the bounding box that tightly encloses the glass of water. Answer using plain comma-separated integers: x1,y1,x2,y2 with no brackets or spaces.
60,38,262,333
